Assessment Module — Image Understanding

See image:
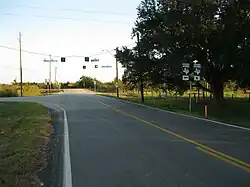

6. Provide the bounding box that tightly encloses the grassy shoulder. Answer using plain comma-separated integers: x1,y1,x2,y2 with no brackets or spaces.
0,102,52,187
98,92,250,128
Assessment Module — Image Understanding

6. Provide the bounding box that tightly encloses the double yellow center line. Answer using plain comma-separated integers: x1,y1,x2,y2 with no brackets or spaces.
106,104,250,173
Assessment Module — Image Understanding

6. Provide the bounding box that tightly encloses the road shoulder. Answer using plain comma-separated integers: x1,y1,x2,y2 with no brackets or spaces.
39,108,64,187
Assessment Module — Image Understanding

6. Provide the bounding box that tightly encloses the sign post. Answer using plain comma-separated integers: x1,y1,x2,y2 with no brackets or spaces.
94,81,97,92
182,62,201,114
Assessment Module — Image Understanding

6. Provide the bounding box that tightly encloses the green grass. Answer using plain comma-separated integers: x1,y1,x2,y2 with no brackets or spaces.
0,102,51,187
98,93,250,128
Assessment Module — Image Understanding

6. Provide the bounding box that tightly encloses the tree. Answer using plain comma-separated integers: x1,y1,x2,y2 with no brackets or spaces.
115,46,152,102
132,0,250,102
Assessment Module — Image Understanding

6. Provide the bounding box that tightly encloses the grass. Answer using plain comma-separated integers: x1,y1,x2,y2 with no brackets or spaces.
0,102,52,187
98,92,250,128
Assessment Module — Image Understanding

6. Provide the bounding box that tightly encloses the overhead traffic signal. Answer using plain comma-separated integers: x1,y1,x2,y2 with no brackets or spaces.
85,57,89,62
61,57,66,62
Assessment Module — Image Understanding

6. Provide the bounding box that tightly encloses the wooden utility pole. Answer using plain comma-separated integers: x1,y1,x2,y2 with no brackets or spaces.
137,32,144,103
115,55,119,98
19,32,23,97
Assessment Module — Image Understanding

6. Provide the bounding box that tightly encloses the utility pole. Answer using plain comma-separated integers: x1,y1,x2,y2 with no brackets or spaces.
54,66,57,83
44,55,57,94
115,55,119,98
103,49,119,97
55,66,57,89
137,32,144,103
19,32,23,97
49,54,52,93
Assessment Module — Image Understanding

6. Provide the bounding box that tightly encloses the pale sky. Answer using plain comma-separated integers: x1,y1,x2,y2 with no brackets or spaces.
0,0,140,84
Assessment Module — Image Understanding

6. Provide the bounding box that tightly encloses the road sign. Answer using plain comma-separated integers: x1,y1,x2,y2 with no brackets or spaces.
91,58,99,62
101,65,112,68
83,65,86,69
182,63,190,68
194,63,201,68
182,75,189,81
194,76,200,81
194,68,201,75
94,81,96,85
182,67,189,75
44,59,58,62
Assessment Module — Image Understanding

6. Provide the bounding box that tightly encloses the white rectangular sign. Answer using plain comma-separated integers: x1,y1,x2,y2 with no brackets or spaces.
182,75,189,81
194,76,200,81
182,63,190,68
101,65,112,68
194,63,201,68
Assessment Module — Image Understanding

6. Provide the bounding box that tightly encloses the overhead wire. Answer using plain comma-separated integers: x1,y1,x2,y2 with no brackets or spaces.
0,45,50,56
11,5,132,16
2,12,134,25
0,42,136,59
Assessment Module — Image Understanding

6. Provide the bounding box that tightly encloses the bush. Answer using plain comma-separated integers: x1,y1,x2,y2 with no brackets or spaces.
0,87,18,97
0,84,42,97
22,85,41,96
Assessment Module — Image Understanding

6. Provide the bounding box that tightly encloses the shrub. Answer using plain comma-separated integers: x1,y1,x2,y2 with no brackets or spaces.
0,87,18,97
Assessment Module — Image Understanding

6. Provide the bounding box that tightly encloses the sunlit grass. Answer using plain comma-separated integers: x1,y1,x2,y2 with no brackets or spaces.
98,92,250,128
0,102,51,187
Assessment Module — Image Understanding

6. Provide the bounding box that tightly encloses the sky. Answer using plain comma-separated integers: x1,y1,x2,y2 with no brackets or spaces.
0,0,141,84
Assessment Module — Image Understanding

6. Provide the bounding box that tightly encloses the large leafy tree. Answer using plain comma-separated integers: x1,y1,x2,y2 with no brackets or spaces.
132,0,250,101
115,46,151,102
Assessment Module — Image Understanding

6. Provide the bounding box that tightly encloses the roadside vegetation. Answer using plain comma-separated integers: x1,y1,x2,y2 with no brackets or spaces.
98,92,250,128
0,102,51,187
0,82,62,97
66,75,250,128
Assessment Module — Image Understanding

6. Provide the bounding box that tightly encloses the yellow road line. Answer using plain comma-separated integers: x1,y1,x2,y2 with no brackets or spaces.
110,107,250,172
197,147,250,172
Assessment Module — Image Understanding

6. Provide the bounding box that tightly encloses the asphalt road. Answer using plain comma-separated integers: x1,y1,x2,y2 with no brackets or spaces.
1,91,250,187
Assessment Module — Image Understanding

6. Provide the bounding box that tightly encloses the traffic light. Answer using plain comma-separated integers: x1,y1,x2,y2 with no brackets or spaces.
95,65,98,68
61,57,66,62
85,57,89,62
83,65,86,69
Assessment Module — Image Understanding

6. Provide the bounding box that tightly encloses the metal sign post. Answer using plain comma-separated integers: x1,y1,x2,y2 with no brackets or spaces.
94,81,97,92
182,62,201,114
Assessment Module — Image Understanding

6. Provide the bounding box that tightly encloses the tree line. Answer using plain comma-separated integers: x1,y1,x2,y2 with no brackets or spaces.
115,0,250,102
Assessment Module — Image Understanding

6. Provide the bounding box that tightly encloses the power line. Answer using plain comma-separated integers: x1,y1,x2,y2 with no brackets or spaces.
0,42,136,59
11,5,132,16
67,43,136,58
2,12,133,25
0,45,51,57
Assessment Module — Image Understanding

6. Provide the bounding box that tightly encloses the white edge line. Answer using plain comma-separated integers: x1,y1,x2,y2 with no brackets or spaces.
98,95,250,131
100,100,111,108
51,104,73,187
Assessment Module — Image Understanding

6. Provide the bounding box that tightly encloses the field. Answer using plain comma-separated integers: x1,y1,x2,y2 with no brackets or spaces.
0,102,51,187
98,91,250,128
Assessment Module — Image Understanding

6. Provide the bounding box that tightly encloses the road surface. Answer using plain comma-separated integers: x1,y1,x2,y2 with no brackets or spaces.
1,90,250,187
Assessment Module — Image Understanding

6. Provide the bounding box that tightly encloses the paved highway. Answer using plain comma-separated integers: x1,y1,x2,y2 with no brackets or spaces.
1,90,250,187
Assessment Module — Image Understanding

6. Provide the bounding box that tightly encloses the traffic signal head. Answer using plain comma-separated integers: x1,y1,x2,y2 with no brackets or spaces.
61,57,66,62
85,57,90,62
83,65,86,69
